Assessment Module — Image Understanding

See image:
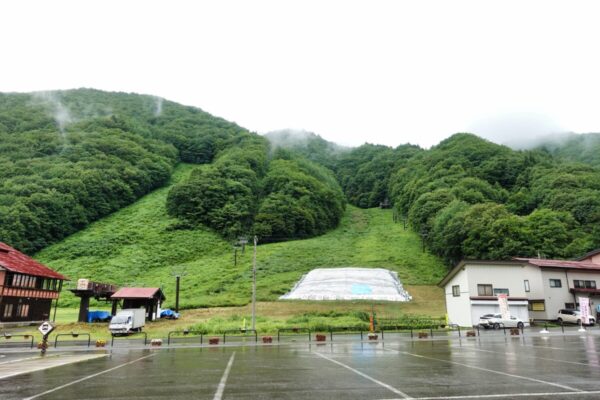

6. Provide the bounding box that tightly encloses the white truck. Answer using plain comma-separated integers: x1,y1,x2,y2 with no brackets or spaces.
109,309,146,335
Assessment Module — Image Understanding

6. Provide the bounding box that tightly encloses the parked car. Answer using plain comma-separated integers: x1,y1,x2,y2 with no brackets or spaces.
478,313,525,329
556,309,596,325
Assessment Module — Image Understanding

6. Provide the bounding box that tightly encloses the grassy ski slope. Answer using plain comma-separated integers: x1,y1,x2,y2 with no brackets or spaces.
36,164,447,309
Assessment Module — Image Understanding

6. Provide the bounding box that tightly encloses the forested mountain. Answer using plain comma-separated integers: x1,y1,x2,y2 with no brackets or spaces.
336,133,600,264
4,88,600,268
0,90,344,253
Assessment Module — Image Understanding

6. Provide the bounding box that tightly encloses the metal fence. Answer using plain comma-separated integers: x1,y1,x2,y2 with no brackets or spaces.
2,322,599,351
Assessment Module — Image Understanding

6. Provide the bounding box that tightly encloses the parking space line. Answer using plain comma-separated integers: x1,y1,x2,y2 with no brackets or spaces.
213,351,236,400
384,348,582,393
23,353,157,400
455,345,600,367
313,351,412,399
376,390,600,399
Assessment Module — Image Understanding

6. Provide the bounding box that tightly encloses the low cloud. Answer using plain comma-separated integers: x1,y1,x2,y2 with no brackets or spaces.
468,112,567,149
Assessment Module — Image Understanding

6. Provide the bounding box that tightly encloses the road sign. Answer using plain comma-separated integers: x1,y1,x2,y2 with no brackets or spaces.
38,321,55,336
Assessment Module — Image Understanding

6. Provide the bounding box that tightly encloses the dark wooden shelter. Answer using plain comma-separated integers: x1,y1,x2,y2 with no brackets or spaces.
110,287,166,321
0,242,68,324
70,279,118,322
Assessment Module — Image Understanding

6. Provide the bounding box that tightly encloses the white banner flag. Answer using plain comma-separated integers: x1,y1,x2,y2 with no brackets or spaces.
498,294,510,319
580,297,590,325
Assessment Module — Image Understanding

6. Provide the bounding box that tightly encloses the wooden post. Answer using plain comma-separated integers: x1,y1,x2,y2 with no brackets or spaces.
175,276,180,313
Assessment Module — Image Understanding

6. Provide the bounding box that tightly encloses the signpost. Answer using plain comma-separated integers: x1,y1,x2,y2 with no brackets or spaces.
498,294,510,319
38,321,55,356
580,297,590,327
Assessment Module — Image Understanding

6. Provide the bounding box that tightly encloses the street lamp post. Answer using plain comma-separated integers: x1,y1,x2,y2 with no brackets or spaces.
171,267,187,313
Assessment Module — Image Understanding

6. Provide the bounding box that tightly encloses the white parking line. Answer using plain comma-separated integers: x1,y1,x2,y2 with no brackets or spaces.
23,353,157,400
213,352,236,400
454,345,600,367
313,351,413,399
377,390,600,399
384,348,582,392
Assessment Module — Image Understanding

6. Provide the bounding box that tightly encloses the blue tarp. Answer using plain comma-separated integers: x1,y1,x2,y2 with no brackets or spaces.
160,309,180,319
87,310,111,323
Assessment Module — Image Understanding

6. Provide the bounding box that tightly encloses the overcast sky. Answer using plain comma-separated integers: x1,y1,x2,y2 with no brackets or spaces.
2,1,600,148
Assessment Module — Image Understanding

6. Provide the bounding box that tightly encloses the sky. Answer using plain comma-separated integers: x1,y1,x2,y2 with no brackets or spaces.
2,0,600,148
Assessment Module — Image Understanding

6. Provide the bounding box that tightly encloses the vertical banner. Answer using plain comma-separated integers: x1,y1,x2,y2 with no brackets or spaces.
498,294,510,319
579,297,590,325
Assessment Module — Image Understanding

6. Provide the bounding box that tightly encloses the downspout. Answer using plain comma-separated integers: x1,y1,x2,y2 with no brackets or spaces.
0,273,5,320
565,269,577,305
52,280,63,322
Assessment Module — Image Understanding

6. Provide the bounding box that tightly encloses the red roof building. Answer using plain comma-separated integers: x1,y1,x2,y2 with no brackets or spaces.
0,242,68,324
111,287,165,321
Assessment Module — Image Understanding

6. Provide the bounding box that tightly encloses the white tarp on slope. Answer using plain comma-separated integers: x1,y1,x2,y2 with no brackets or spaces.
280,267,412,301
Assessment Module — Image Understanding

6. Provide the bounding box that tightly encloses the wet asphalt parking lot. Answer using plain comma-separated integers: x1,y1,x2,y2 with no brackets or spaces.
3,334,600,400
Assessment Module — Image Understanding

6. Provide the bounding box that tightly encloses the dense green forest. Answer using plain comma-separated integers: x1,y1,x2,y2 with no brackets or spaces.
324,133,600,264
0,90,345,253
3,88,600,268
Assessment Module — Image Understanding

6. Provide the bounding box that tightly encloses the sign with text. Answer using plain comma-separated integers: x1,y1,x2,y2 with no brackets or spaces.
498,294,510,319
580,297,590,325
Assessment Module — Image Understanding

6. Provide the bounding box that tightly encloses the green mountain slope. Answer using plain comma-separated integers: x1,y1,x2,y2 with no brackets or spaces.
36,163,446,309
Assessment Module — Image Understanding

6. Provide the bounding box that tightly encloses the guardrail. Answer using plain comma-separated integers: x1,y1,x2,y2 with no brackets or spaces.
167,330,204,345
222,329,257,344
0,333,35,348
277,328,311,342
55,332,91,348
111,331,147,347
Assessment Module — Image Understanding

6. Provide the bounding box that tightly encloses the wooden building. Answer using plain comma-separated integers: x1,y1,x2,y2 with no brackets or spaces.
0,242,68,324
111,287,165,321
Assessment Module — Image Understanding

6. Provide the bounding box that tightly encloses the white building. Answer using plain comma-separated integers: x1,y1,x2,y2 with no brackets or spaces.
438,249,600,327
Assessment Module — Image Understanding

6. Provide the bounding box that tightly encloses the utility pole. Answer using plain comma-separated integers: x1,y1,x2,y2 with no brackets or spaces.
251,235,257,331
171,267,187,313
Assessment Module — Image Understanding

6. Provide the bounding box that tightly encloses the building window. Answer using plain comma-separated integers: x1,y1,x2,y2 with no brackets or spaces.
477,284,493,296
574,280,596,289
16,304,29,318
565,303,577,309
2,304,13,318
452,285,460,297
549,279,562,288
493,288,510,296
528,300,546,311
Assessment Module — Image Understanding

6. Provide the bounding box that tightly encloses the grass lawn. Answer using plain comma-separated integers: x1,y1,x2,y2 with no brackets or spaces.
15,285,445,341
32,162,449,338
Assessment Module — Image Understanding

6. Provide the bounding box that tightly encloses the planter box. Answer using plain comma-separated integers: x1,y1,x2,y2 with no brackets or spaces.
262,336,273,343
151,339,163,346
466,331,476,337
367,333,378,340
418,332,428,339
315,334,326,342
209,337,220,345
